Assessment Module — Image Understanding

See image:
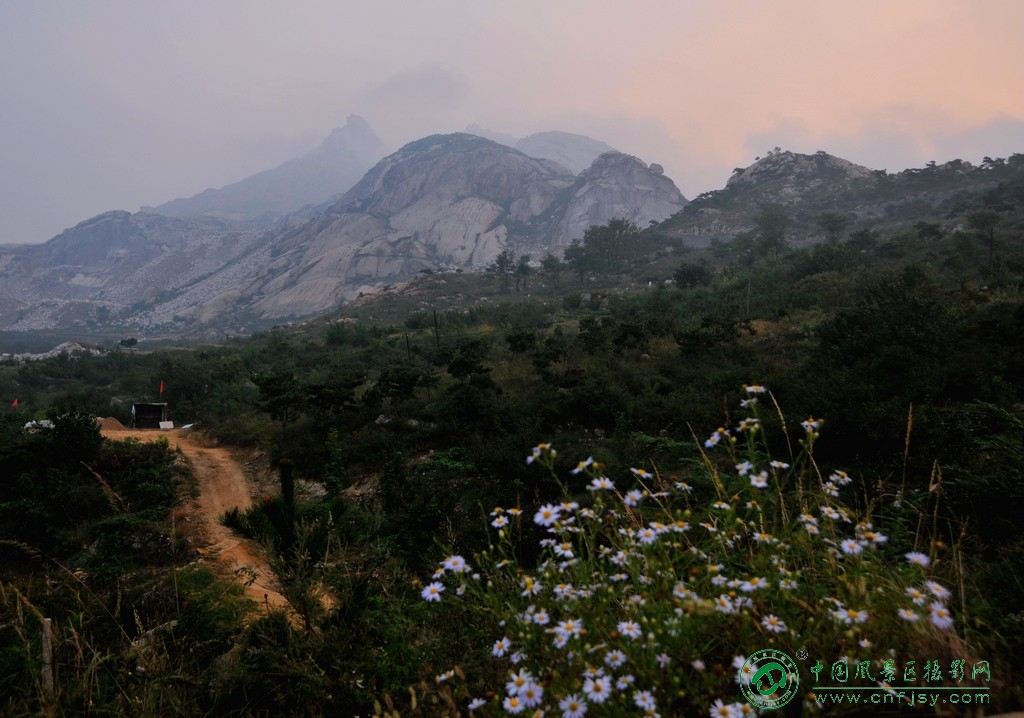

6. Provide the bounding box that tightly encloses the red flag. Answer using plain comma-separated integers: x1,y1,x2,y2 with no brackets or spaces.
11,398,17,408
159,381,165,395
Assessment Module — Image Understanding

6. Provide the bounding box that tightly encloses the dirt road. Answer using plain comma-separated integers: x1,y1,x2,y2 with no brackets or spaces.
101,426,289,611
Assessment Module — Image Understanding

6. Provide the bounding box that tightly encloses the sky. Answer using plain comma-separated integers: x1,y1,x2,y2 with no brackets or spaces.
1,0,1022,245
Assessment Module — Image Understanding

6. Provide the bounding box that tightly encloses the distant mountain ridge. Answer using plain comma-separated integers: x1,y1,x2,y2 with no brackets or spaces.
151,115,385,222
5,135,1015,340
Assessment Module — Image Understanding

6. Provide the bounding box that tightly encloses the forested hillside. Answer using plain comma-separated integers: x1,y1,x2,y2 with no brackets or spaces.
2,159,1024,715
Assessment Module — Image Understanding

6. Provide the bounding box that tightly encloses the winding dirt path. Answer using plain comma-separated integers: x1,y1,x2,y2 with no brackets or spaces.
101,426,289,611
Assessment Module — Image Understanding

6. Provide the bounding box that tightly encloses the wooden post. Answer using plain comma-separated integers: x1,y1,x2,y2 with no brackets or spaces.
41,617,54,698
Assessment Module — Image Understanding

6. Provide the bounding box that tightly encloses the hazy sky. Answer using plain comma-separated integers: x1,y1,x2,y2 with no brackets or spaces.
2,0,1022,244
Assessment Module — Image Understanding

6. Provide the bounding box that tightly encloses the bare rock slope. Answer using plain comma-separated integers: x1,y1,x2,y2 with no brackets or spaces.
231,135,688,319
0,132,689,332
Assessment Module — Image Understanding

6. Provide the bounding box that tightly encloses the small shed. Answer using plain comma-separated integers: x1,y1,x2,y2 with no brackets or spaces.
131,403,169,429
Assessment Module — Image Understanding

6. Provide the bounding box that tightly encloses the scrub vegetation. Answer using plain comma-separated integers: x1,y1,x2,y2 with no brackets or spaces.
2,161,1024,715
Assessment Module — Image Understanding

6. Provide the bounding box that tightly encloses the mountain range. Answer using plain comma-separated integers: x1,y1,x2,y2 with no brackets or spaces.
0,121,686,336
0,118,1019,341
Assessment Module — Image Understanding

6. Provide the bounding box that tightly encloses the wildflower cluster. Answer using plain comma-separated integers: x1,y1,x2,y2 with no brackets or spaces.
420,388,972,716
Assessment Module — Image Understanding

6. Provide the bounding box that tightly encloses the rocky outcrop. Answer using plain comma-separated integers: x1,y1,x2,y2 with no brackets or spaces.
660,150,881,239
661,150,1021,241
553,152,688,245
725,150,874,203
152,115,386,222
0,341,103,363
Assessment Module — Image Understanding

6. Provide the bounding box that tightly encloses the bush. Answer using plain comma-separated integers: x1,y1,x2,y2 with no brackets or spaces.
673,260,712,289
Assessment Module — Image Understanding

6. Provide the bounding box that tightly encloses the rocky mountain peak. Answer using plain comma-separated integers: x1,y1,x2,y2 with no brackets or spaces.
325,114,374,141
693,149,879,218
336,133,573,216
581,151,650,176
553,151,688,245
319,115,380,155
229,133,581,319
727,150,873,189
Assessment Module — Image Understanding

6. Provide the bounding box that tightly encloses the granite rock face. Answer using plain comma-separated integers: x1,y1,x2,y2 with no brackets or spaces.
555,152,689,246
231,133,577,318
232,137,689,319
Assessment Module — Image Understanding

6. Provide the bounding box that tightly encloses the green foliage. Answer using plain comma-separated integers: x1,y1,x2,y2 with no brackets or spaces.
675,311,755,356
488,249,517,294
789,241,864,279
0,423,182,565
753,203,790,260
809,270,962,461
563,218,646,279
252,369,302,427
541,252,564,286
673,259,712,288
626,430,698,466
817,211,851,241
966,208,1001,263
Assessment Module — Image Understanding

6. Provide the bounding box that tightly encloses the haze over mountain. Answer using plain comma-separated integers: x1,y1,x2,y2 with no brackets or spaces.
516,132,617,175
150,115,385,223
3,4,1022,247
